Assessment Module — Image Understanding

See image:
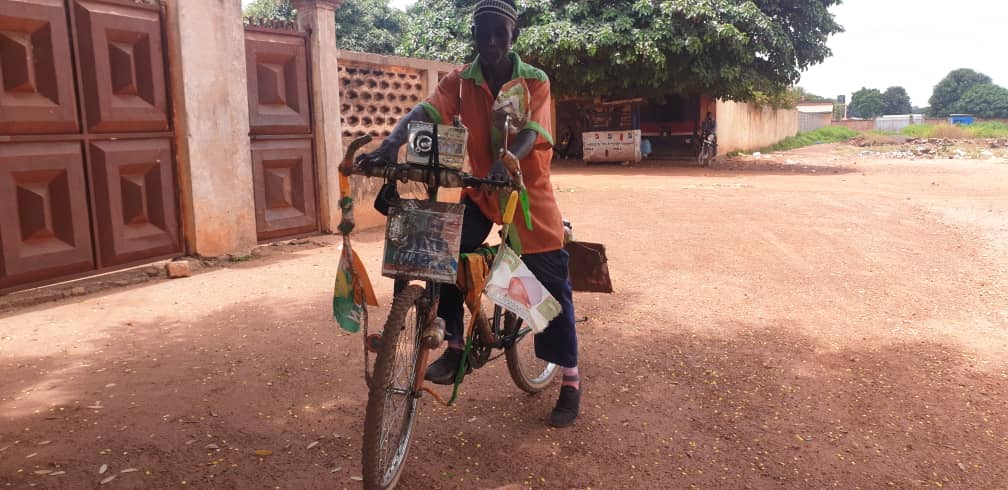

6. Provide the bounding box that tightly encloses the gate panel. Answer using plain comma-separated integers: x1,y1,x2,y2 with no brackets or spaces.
244,23,317,242
74,0,169,132
0,0,79,134
250,139,317,240
244,30,311,135
0,142,94,289
89,138,179,266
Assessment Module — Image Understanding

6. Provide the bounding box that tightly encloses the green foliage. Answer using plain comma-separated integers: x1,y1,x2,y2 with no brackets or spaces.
398,0,844,100
900,124,933,138
244,0,295,20
795,86,834,103
881,86,912,115
397,0,474,63
758,126,858,152
953,83,1008,118
848,87,885,119
901,122,1008,139
752,87,801,110
928,68,992,117
832,103,845,120
243,0,404,55
971,122,1008,138
337,0,406,54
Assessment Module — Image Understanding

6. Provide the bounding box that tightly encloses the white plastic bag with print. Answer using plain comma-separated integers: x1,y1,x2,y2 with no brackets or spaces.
483,245,562,334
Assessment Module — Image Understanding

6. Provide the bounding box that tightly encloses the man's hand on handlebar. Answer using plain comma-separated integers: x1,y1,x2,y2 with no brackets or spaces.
355,140,399,171
483,158,512,193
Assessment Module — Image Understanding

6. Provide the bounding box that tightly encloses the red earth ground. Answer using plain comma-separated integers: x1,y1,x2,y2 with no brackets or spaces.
2,143,1007,489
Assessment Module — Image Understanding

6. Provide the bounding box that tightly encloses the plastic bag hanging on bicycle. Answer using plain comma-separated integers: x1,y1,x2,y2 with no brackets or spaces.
481,191,561,333
483,245,561,333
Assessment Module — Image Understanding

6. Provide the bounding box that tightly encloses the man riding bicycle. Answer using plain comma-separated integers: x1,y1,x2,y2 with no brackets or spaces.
356,0,582,428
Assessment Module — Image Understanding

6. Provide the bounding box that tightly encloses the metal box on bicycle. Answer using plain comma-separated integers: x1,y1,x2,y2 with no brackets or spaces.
382,199,464,283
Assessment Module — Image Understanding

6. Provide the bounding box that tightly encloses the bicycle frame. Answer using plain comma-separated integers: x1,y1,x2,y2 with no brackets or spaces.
340,130,523,400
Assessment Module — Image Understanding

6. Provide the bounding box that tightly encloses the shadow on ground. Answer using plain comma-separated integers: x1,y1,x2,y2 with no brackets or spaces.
2,295,1005,489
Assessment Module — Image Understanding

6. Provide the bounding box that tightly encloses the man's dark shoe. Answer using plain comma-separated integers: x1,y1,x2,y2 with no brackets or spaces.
549,384,581,428
423,349,470,385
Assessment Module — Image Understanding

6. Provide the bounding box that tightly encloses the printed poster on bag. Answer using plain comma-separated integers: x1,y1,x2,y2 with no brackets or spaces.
483,246,562,334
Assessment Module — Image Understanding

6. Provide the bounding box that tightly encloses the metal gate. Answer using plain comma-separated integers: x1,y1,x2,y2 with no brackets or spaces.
243,20,318,241
0,0,181,292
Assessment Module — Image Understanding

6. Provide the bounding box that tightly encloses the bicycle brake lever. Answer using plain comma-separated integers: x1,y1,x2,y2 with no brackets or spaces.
340,135,373,174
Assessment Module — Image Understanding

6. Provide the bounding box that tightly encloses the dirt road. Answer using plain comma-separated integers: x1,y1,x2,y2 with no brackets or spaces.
2,144,1007,489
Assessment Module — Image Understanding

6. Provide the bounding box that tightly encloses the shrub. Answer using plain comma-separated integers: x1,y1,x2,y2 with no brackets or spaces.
900,123,1008,139
759,126,859,152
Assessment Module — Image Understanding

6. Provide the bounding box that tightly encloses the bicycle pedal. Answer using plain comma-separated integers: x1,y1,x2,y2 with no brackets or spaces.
365,333,383,353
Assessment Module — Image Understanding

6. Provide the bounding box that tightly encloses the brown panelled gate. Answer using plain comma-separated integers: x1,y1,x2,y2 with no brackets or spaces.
243,21,319,241
0,0,180,292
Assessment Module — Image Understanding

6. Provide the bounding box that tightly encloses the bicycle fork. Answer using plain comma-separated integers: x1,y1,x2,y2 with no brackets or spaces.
411,293,446,394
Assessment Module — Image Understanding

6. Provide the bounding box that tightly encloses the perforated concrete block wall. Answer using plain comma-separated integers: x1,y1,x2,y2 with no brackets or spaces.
338,64,426,139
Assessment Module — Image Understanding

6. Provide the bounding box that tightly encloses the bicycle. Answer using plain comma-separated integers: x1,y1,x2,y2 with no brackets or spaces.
698,132,717,167
337,135,560,489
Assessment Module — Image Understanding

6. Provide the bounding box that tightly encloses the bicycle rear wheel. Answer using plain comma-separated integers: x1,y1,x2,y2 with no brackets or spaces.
362,284,426,489
503,308,559,393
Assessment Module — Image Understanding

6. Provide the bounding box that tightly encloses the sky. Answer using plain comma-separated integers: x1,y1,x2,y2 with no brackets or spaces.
800,0,1007,107
244,0,1004,107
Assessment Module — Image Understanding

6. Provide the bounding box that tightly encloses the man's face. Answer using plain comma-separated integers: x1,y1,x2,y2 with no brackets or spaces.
473,15,516,65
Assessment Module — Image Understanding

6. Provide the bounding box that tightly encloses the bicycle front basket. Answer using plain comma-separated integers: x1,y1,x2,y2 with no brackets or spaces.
382,200,464,283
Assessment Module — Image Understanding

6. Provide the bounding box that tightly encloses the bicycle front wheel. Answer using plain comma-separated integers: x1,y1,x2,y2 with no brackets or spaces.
503,309,559,393
362,284,426,489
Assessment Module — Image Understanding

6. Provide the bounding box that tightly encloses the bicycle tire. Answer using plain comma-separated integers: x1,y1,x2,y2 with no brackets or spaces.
503,310,559,393
362,284,426,490
700,144,714,167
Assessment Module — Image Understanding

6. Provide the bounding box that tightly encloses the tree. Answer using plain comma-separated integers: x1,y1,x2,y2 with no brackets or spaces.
244,0,294,20
398,0,844,101
928,68,992,117
795,87,834,103
881,86,912,115
832,103,845,120
847,87,884,119
953,83,1008,118
242,0,404,55
336,0,406,54
397,0,473,64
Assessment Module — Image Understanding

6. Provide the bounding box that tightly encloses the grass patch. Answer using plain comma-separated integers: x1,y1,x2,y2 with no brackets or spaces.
758,126,859,153
900,122,1008,139
900,124,934,138
856,130,905,146
971,122,1008,138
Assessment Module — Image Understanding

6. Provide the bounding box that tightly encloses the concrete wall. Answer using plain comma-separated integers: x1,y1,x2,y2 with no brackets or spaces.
715,100,798,155
799,112,832,133
166,0,258,256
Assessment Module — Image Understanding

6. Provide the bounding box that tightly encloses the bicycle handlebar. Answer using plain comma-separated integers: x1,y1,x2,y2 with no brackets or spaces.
339,135,515,191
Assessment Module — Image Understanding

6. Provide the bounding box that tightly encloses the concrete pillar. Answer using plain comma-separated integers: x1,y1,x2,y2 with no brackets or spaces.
293,0,344,233
166,0,257,256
